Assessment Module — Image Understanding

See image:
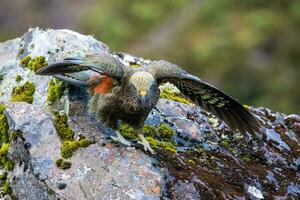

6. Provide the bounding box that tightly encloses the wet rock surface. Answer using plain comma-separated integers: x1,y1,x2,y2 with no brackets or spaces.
0,28,299,199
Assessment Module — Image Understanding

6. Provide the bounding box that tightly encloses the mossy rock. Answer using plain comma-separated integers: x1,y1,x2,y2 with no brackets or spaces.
0,105,9,144
158,123,175,142
15,75,22,82
47,79,65,105
52,112,93,160
118,124,138,140
0,143,14,171
1,181,13,195
10,130,23,142
160,87,192,105
143,125,157,138
118,122,177,153
20,56,47,72
0,143,9,156
11,82,35,104
79,138,93,147
146,137,177,154
56,159,72,170
61,140,80,158
52,112,74,141
60,139,93,159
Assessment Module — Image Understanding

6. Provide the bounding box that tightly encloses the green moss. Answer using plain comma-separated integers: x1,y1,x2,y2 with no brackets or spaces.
15,75,22,82
0,75,4,81
118,124,162,139
143,125,157,138
0,143,9,156
56,158,72,170
79,138,93,147
220,140,230,147
1,181,12,195
20,56,31,67
47,79,65,105
146,137,177,154
129,63,141,68
61,141,80,158
118,124,138,140
0,143,14,171
160,87,193,105
10,130,22,142
158,123,175,142
2,159,14,171
242,156,251,163
118,123,177,153
0,171,7,181
0,105,15,197
61,139,93,159
52,112,74,141
11,82,35,104
187,159,196,165
20,56,47,72
0,105,9,144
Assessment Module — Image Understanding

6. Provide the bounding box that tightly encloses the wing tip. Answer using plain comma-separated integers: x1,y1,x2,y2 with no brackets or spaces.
35,65,52,75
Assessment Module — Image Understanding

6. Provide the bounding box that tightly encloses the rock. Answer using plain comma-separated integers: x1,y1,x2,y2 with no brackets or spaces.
0,28,299,199
57,182,67,190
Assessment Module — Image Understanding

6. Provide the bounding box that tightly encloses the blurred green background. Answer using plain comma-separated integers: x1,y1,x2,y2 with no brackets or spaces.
1,0,299,114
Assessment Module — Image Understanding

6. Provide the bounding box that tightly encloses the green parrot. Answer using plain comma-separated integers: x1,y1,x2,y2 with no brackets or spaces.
37,53,261,153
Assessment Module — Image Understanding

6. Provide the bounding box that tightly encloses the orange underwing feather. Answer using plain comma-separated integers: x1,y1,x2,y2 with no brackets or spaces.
94,76,114,94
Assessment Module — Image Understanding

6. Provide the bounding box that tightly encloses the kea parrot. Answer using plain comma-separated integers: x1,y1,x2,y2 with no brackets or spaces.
37,53,261,153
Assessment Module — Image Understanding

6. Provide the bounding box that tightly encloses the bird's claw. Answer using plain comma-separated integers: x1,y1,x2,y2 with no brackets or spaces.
138,134,155,154
111,131,131,146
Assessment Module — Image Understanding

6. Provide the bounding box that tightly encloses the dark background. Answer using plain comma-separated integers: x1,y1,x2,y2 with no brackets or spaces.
1,0,299,114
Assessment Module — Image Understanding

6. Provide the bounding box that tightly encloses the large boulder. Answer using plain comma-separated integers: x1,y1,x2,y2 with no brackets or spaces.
0,28,299,200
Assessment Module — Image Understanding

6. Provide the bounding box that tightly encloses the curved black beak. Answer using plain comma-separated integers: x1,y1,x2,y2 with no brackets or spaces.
139,90,148,109
140,96,147,109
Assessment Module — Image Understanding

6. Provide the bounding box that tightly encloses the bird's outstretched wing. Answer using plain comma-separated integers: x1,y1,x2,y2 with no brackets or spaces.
147,60,261,134
36,53,125,86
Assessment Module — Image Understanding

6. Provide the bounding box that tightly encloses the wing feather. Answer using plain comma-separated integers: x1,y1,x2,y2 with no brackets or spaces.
147,60,261,134
36,53,125,80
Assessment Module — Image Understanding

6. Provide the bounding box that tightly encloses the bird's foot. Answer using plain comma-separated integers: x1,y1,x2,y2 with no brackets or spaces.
111,131,131,146
138,134,155,154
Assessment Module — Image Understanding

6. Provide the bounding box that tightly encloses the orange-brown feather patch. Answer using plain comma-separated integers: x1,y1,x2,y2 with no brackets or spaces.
94,76,114,94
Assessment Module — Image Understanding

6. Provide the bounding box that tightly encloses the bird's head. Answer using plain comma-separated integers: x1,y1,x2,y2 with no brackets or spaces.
129,71,157,108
